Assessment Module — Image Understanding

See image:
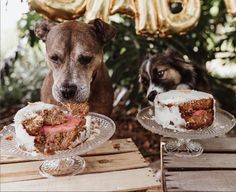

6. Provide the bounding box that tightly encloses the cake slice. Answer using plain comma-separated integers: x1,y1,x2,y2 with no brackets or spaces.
14,102,91,154
154,90,215,130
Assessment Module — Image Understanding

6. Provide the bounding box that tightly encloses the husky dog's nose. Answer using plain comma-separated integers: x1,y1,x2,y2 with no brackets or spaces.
61,83,77,99
148,90,157,102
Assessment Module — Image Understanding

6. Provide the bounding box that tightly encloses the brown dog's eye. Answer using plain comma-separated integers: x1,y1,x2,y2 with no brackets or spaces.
78,55,93,65
50,54,60,64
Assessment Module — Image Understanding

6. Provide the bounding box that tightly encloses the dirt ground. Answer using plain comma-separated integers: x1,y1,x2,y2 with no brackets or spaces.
111,104,162,162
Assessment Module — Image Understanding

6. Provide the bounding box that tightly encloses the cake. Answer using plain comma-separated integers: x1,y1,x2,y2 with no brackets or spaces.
14,102,91,154
154,90,215,130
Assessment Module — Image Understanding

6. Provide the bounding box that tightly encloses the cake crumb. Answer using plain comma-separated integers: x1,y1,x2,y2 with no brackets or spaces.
98,159,111,164
5,135,13,141
113,143,120,150
62,102,89,116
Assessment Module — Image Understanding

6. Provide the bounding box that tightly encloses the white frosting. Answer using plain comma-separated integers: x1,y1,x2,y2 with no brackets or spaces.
14,102,55,124
14,102,55,152
15,124,36,151
154,105,186,131
154,90,214,131
14,102,91,153
85,116,91,138
156,90,213,105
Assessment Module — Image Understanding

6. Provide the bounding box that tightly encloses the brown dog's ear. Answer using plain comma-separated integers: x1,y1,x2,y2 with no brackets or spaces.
35,20,56,42
89,19,116,44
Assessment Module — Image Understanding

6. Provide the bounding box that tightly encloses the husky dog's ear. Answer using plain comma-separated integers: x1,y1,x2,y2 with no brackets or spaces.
172,57,196,88
164,48,196,88
164,48,180,57
35,20,56,42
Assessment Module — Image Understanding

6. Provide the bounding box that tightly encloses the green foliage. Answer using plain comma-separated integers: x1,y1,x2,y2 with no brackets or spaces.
17,11,43,46
0,43,47,106
0,11,46,107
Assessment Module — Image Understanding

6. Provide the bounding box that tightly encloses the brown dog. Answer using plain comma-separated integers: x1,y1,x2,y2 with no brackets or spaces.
35,19,116,116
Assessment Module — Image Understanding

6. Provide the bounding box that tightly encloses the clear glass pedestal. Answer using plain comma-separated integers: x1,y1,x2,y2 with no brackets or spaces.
137,107,235,157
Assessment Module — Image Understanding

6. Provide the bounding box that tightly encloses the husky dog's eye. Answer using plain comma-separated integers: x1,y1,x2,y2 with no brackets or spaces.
78,55,93,65
156,70,166,78
50,54,61,64
141,77,149,87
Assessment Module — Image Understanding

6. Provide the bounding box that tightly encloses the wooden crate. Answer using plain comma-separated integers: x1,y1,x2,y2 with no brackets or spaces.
0,138,161,191
161,137,236,192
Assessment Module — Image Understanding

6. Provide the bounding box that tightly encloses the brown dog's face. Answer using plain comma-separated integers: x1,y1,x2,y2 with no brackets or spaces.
35,19,116,103
139,51,195,102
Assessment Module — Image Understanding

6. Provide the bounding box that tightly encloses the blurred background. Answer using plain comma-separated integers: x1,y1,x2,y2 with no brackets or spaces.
1,0,236,160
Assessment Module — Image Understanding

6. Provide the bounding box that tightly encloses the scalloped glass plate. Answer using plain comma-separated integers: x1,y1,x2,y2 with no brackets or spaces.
137,107,235,157
0,112,116,177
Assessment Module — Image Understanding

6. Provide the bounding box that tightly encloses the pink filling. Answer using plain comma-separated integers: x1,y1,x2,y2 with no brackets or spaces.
193,110,205,116
40,115,81,134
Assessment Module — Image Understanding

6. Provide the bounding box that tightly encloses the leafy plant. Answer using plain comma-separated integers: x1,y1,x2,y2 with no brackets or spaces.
0,12,46,107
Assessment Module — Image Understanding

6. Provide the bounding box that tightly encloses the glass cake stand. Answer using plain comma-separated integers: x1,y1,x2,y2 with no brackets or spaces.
137,107,236,157
0,112,116,177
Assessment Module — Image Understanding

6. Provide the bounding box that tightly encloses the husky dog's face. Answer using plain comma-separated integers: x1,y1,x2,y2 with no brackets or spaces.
139,50,195,102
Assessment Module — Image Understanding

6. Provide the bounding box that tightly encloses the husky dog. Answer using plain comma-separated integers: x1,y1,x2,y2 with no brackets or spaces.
139,49,210,102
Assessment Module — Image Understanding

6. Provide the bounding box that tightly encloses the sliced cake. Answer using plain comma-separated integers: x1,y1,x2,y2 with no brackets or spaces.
154,90,215,130
14,102,91,154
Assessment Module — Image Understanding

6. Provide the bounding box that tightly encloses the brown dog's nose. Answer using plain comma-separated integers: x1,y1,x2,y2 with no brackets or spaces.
148,90,157,102
61,83,77,100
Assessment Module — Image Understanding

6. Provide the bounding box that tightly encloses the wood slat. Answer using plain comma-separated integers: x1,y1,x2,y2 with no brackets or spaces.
161,137,236,192
164,153,236,170
160,140,166,192
86,138,138,155
0,168,160,192
1,138,138,164
162,137,236,152
165,171,236,192
1,151,148,183
200,137,236,152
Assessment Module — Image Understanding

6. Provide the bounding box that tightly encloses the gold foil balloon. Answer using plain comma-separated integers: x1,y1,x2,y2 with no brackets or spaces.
133,0,158,35
224,0,236,17
29,0,201,37
28,0,86,21
156,0,201,37
85,0,111,22
110,0,135,17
